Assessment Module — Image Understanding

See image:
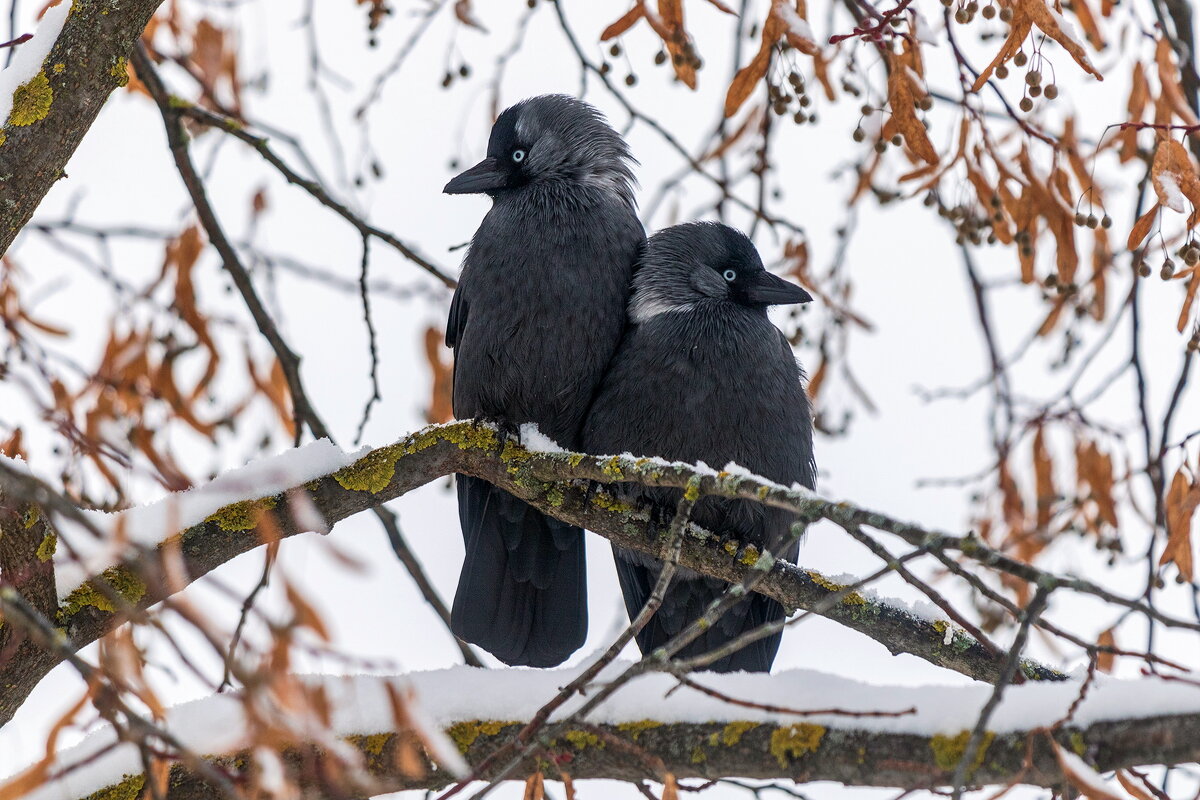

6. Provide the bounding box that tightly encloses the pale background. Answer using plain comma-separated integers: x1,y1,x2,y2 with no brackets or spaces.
1,1,1196,797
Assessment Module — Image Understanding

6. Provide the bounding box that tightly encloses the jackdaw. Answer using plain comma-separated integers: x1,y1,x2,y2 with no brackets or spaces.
443,95,644,667
582,222,815,673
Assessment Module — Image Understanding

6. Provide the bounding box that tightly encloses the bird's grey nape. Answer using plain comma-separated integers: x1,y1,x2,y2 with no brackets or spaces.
511,94,638,206
628,223,754,322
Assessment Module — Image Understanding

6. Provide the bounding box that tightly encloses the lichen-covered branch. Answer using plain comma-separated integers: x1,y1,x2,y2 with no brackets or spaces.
0,422,1068,732
0,0,166,255
53,710,1200,797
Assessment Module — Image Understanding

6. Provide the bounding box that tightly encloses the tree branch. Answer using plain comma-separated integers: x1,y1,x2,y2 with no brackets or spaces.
0,421,1074,732
28,706,1200,795
0,0,166,255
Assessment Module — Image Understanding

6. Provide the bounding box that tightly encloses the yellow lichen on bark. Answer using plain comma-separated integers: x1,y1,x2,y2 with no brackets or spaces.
9,73,53,126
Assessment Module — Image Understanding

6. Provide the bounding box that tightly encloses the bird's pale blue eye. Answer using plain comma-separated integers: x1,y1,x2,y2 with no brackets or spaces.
723,269,737,282
512,149,526,163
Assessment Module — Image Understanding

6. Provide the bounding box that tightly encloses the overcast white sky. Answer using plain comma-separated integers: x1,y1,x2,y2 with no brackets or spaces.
1,1,1198,798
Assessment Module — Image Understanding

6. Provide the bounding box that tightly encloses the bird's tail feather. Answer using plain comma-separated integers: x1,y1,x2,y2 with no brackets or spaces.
451,475,587,667
614,551,783,673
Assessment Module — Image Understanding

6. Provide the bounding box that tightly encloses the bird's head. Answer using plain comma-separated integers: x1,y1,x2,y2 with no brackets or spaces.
630,222,812,323
443,95,635,203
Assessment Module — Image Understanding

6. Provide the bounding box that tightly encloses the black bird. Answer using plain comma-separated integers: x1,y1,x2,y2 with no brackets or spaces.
582,222,815,673
443,95,644,667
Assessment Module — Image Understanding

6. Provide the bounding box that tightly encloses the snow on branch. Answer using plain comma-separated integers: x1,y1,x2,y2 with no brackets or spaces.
0,421,1075,731
0,0,168,255
14,666,1200,798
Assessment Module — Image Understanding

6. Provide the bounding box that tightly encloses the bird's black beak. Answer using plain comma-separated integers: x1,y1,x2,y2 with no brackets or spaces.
444,157,507,195
745,271,813,306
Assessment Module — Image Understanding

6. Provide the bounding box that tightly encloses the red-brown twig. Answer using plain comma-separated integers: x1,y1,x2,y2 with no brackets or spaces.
829,0,914,44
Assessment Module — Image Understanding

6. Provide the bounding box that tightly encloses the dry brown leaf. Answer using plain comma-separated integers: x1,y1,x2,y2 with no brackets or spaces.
724,11,784,116
1017,149,1078,286
999,459,1025,530
806,356,827,402
1118,64,1150,163
1156,38,1200,126
1160,467,1200,580
1076,440,1118,529
655,0,697,89
1070,0,1105,49
881,45,938,165
1052,740,1126,800
811,47,836,100
285,580,331,641
1036,296,1067,337
971,0,1103,91
1116,771,1159,800
251,186,269,218
1096,627,1116,673
523,773,545,800
454,0,486,30
601,4,644,40
702,106,762,162
782,0,819,55
1151,139,1200,218
424,327,454,424
1127,203,1160,251
0,428,24,459
1033,425,1056,529
662,775,680,800
1179,265,1200,332
1090,226,1111,320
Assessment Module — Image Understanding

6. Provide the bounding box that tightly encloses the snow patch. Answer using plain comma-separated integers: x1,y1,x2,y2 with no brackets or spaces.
1158,172,1188,213
774,1,816,46
0,0,70,125
913,8,941,45
12,666,1200,800
518,423,565,454
53,439,359,600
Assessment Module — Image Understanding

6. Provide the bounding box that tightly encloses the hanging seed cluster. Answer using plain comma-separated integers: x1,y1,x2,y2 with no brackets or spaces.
1166,240,1200,279
440,62,472,88
942,0,1063,113
926,191,1010,247
769,70,818,125
942,0,1012,24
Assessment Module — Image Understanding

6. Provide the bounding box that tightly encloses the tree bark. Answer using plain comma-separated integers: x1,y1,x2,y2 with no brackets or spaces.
0,0,164,256
0,422,1066,731
45,711,1200,797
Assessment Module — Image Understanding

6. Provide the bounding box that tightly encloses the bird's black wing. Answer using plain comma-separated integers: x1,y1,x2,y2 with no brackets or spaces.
446,283,467,350
452,475,587,667
613,552,785,673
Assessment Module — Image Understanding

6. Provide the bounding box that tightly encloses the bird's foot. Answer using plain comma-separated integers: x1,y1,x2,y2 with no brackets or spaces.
473,415,521,442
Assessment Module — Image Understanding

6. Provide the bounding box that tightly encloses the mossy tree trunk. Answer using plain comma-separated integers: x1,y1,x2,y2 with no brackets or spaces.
0,0,165,256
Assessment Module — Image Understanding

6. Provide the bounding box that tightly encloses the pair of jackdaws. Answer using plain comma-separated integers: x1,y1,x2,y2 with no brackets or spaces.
443,94,816,673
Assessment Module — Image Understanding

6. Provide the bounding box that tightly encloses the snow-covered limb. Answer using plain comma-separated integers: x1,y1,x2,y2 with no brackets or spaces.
14,667,1200,798
0,0,168,255
0,422,1077,727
